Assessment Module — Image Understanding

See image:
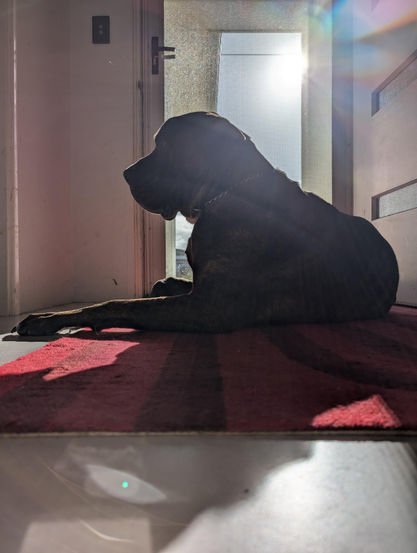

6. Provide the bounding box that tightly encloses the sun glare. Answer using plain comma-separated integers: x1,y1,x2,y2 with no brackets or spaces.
271,54,307,91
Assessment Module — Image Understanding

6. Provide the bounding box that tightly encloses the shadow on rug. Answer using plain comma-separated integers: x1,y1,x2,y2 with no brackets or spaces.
1,306,416,434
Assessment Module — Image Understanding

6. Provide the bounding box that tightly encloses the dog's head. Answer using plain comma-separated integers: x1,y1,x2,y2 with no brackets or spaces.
123,112,265,220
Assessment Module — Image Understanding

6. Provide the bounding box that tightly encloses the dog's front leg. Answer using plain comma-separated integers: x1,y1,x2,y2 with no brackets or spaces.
13,294,227,336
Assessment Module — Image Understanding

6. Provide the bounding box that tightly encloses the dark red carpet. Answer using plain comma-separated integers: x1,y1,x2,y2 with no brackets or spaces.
1,305,416,434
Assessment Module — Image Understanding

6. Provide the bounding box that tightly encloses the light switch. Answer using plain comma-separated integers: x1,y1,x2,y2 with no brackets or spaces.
92,16,110,44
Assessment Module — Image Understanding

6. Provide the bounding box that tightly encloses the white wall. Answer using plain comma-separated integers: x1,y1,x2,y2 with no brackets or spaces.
16,0,73,313
0,0,137,314
353,0,417,220
70,0,136,303
352,0,417,305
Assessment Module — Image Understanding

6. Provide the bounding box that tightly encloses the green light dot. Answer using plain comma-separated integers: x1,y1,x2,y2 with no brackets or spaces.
122,481,129,488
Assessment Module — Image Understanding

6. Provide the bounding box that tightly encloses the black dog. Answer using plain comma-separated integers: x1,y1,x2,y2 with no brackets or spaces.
13,112,399,335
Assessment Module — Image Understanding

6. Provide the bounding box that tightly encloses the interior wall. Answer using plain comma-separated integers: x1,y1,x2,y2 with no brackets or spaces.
1,0,137,313
353,0,417,219
352,0,417,306
16,0,73,313
70,0,136,303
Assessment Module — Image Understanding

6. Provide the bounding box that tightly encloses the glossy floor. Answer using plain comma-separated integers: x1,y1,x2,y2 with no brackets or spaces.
1,437,417,552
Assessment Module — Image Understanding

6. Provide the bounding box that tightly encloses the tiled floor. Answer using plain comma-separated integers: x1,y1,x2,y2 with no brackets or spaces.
1,307,417,552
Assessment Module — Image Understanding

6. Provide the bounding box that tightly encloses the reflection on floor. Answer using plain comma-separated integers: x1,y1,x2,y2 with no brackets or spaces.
1,437,417,553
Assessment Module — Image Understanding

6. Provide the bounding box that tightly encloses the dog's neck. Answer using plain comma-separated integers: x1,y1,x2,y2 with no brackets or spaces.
182,143,277,219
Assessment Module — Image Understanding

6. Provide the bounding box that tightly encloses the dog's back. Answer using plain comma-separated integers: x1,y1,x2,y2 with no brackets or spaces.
192,171,399,325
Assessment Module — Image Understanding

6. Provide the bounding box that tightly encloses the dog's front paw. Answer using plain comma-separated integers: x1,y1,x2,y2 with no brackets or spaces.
12,313,62,336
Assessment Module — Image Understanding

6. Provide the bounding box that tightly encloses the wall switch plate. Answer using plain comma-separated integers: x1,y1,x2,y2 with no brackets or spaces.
92,16,110,44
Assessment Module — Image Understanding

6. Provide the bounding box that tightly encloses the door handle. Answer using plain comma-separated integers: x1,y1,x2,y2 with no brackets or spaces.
152,36,175,75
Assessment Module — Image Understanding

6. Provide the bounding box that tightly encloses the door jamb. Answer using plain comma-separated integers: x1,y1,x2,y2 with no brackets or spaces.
332,0,354,215
134,0,166,297
5,0,20,316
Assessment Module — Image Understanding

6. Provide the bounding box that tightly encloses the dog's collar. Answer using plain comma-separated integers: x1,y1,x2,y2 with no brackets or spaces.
193,173,264,213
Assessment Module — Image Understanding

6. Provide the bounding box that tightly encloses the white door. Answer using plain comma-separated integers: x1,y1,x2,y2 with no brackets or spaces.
353,0,417,306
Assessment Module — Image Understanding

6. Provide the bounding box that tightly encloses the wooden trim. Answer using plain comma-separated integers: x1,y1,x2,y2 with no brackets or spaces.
132,0,145,298
140,0,166,295
2,429,417,441
5,0,20,315
372,48,417,116
331,0,353,215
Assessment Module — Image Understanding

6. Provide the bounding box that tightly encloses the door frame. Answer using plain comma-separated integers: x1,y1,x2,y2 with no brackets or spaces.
137,0,355,297
134,0,166,297
332,0,354,215
2,0,20,316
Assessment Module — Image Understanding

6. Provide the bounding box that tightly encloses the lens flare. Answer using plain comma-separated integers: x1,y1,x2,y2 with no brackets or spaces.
270,54,307,92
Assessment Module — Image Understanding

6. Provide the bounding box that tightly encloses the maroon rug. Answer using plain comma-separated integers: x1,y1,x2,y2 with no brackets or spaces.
1,305,416,434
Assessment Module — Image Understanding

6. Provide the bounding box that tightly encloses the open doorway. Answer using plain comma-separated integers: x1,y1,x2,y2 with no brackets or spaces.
164,0,332,279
